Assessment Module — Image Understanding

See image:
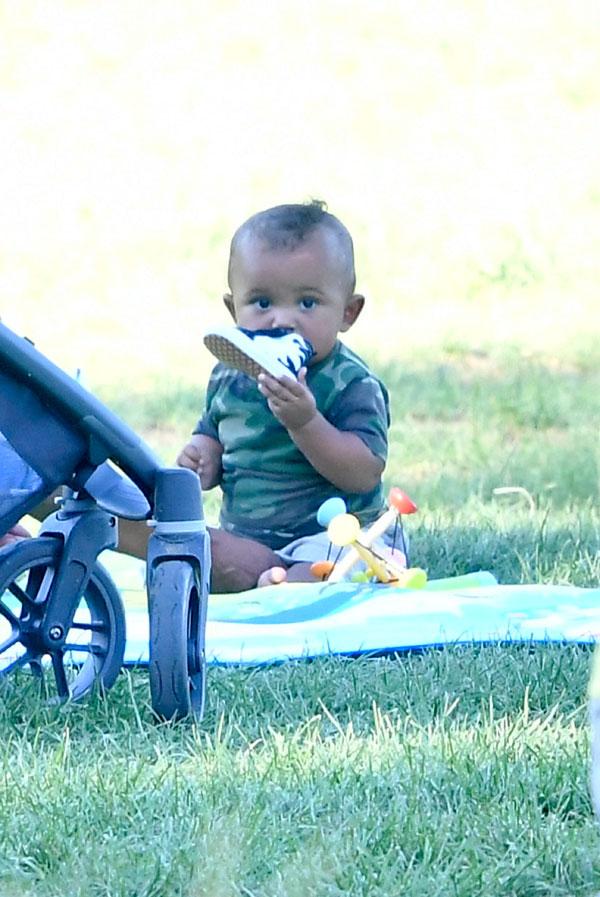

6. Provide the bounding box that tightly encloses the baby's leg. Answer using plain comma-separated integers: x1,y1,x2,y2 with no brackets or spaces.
257,561,317,587
285,562,319,582
256,536,409,588
256,532,338,587
256,566,288,587
110,519,280,593
209,527,283,593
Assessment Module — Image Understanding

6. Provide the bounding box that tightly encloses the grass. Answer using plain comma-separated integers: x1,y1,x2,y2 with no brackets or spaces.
2,1,600,894
2,349,598,894
0,646,599,895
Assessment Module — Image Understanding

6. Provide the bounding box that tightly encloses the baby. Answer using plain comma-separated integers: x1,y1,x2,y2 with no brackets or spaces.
178,200,392,592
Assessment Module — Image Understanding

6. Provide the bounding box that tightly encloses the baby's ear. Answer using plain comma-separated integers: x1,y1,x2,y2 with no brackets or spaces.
223,293,237,322
340,294,365,332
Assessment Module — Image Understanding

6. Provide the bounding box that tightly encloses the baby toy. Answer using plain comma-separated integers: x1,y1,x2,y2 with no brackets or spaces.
310,488,427,587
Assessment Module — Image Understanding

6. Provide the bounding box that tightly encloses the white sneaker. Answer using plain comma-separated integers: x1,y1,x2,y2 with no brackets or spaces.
203,327,315,380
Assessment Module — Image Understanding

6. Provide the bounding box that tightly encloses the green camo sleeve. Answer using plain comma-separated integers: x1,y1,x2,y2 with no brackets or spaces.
325,375,390,462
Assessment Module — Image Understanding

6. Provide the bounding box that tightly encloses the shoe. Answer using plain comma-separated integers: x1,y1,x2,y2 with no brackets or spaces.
203,326,315,380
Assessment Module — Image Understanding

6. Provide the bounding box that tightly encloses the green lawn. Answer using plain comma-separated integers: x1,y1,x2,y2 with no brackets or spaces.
2,342,597,897
1,2,600,894
1,645,598,895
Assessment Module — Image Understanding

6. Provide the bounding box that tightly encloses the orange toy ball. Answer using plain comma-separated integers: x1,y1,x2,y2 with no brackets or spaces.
388,487,418,515
310,560,335,580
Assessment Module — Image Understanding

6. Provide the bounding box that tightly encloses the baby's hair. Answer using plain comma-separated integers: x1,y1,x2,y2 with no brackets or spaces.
228,200,356,291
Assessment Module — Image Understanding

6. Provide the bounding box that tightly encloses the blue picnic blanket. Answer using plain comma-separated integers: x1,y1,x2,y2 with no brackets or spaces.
104,555,600,665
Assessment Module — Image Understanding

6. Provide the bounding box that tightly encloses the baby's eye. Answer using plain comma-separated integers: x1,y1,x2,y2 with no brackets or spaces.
299,296,318,310
252,296,271,310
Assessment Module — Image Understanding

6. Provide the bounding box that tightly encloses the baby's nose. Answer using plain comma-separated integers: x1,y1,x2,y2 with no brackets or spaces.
271,310,295,330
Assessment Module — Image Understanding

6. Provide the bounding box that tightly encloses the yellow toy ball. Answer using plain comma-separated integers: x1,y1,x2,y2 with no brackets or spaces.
327,513,361,546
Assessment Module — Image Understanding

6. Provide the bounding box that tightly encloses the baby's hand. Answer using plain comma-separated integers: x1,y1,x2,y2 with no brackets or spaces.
176,434,223,489
176,436,204,474
258,368,317,431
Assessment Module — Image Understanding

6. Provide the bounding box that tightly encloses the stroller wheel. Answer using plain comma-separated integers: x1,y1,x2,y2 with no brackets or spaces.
148,560,206,721
0,538,126,702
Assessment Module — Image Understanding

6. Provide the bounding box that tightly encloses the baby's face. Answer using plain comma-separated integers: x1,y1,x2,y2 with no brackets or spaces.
225,227,363,363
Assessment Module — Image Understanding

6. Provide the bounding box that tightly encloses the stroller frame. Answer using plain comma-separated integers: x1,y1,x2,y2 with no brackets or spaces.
0,321,210,719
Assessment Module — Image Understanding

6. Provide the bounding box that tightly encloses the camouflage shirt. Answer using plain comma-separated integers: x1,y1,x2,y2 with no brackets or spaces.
194,340,390,550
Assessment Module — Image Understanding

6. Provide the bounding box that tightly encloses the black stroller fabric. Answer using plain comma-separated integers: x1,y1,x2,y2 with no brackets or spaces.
0,436,45,520
0,369,87,533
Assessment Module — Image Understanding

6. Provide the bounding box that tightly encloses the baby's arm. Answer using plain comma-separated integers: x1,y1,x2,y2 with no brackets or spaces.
290,414,383,492
176,433,223,490
258,371,384,493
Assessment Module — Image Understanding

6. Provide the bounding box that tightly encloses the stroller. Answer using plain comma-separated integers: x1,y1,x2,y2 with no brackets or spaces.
0,321,210,720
